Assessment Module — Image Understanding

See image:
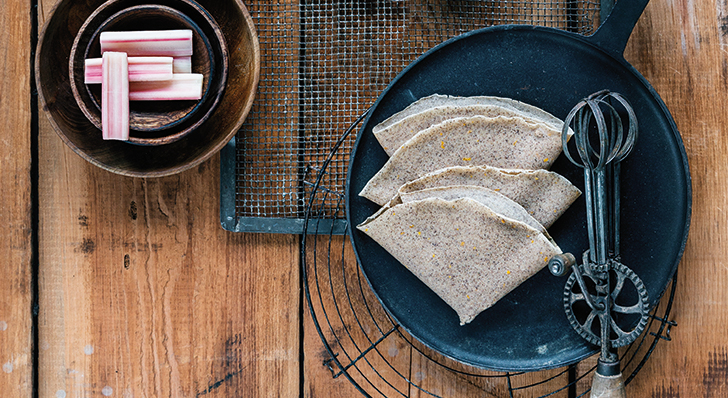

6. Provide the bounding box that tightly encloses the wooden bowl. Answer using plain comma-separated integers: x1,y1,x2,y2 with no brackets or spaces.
69,1,228,145
71,5,217,137
36,0,260,176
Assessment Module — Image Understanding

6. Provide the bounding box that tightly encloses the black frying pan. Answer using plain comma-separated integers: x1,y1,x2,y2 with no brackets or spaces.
346,0,691,372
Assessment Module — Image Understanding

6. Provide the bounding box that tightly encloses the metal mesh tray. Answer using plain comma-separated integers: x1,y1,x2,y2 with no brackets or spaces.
220,0,603,233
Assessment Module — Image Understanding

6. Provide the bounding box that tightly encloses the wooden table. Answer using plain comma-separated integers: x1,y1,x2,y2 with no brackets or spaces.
1,0,726,396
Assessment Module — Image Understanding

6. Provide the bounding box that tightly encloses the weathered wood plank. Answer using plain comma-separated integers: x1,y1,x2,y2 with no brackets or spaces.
37,1,301,397
618,0,728,396
0,1,33,397
36,129,302,398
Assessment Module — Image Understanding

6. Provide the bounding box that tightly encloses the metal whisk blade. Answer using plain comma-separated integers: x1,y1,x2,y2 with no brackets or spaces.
562,90,638,266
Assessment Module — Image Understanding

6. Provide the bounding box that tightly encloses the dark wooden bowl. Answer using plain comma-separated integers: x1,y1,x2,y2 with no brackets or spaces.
69,1,229,146
36,0,260,176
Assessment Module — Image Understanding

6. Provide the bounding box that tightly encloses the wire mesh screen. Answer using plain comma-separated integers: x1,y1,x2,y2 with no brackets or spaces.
221,0,602,233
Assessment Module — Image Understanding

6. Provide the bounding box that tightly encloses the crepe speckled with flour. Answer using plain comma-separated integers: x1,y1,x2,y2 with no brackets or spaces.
357,197,561,325
398,165,581,228
360,115,563,206
373,94,570,156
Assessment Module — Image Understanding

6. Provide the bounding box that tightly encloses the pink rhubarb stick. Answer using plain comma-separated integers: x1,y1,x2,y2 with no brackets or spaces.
100,29,193,57
85,56,173,84
173,56,192,73
101,52,129,141
129,73,204,101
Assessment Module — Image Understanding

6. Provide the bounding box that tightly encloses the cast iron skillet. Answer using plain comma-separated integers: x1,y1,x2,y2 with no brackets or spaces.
346,0,691,372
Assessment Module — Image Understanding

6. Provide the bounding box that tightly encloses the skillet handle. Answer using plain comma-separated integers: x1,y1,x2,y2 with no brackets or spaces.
587,0,649,56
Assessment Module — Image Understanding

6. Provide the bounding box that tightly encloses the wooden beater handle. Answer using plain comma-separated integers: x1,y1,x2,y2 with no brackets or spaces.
591,372,626,398
591,359,627,398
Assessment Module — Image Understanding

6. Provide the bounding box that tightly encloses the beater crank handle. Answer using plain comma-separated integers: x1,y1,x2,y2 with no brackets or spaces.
548,253,604,312
548,253,576,277
591,358,627,398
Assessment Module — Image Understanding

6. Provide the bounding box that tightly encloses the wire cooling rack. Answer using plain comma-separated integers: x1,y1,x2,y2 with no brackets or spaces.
220,0,605,233
300,120,678,398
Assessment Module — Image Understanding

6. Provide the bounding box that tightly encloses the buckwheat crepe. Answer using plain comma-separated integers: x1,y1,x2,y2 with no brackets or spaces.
359,115,563,206
375,103,569,156
357,197,561,325
373,94,569,155
373,94,567,133
399,185,547,235
398,166,581,228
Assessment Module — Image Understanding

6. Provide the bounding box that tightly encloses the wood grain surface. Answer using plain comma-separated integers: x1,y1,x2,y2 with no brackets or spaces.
37,1,297,397
0,0,720,397
0,1,33,397
622,0,728,396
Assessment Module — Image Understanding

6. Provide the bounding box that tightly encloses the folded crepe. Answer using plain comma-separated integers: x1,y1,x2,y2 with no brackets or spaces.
360,115,563,206
357,197,561,325
373,95,570,156
399,185,548,235
398,166,581,228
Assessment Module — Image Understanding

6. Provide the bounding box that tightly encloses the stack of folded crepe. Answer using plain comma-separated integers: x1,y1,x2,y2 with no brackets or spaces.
357,94,581,325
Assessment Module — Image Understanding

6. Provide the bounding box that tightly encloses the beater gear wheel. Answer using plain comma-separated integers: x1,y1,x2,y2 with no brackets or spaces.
564,261,650,348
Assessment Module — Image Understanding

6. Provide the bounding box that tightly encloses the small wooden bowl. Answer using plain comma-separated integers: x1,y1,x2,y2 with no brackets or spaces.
73,5,217,136
36,0,260,176
69,1,228,145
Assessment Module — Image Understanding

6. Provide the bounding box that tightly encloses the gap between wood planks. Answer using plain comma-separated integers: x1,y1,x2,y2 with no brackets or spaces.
30,0,40,397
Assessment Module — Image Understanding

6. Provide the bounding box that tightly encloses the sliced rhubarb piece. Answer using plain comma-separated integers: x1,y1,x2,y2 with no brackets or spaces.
100,29,193,57
101,52,129,141
129,73,204,101
173,56,192,73
85,56,173,84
